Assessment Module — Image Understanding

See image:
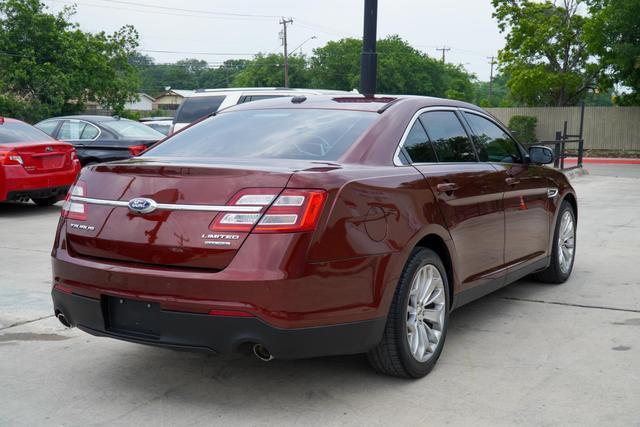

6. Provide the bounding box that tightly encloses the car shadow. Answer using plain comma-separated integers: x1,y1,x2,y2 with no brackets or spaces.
0,201,61,218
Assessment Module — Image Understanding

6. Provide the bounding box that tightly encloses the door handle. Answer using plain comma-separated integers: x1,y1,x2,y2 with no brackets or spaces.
505,177,520,186
436,182,460,193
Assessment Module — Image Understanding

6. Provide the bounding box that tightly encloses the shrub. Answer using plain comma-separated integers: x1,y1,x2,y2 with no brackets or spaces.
508,115,538,144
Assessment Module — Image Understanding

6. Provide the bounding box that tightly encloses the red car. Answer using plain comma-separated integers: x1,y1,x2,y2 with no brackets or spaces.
1,117,81,205
51,96,577,378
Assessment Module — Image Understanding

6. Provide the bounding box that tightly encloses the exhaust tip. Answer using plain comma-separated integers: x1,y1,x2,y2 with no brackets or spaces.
56,312,71,328
252,344,274,362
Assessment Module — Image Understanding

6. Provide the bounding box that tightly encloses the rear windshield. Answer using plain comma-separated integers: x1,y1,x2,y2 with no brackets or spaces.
175,96,226,123
101,119,164,140
0,120,53,144
145,109,377,161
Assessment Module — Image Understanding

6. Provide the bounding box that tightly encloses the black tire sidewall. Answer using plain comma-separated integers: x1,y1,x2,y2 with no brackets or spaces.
395,248,450,378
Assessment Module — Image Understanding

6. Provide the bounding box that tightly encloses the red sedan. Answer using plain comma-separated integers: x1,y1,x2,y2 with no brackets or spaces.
51,96,577,378
1,117,81,205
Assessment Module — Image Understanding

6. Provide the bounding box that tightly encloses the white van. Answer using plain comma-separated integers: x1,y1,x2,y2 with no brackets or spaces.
171,87,351,133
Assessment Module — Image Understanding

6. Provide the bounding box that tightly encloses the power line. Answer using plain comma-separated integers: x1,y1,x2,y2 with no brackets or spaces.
85,0,280,19
140,49,262,56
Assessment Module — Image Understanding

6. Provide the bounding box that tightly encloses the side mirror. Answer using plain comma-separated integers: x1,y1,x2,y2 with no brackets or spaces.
529,145,554,165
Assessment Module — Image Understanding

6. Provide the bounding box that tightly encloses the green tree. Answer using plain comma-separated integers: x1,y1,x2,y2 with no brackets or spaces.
231,53,310,88
309,35,476,100
474,73,514,107
0,0,140,120
585,0,640,105
492,0,599,106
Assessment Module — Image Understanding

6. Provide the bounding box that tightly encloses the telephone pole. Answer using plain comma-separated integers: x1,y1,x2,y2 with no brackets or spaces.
488,56,497,104
279,17,293,88
436,46,450,64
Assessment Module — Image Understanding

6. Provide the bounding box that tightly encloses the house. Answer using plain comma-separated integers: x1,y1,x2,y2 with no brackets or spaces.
153,89,195,111
124,93,155,111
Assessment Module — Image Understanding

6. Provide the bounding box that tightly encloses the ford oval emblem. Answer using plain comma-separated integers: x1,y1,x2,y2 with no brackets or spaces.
128,197,157,214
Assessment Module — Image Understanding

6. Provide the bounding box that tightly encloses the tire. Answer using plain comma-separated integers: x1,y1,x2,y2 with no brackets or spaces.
32,196,60,207
367,248,450,378
534,200,576,283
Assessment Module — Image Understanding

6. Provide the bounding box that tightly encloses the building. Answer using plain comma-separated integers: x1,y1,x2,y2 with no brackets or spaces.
124,93,155,111
153,89,195,111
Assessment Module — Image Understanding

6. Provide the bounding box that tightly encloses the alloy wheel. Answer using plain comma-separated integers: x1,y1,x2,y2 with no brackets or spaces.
406,264,446,363
558,210,575,274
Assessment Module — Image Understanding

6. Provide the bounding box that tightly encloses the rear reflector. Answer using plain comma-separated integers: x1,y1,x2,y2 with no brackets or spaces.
61,181,87,220
128,145,147,156
210,188,327,233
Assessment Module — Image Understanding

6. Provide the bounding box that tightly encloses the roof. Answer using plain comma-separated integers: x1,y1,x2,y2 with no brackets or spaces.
188,87,350,98
131,93,155,102
223,94,486,114
156,89,195,99
47,115,133,122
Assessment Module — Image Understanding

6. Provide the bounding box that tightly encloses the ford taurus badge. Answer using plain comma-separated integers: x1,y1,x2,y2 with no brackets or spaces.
128,197,157,214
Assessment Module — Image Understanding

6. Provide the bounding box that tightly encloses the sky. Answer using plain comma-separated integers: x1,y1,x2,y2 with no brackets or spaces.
41,0,506,82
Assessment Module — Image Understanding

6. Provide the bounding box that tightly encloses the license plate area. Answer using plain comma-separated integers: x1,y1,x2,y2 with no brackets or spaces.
105,296,161,338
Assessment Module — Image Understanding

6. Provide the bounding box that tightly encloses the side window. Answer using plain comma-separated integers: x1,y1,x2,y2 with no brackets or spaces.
403,121,437,163
58,120,87,140
35,120,59,137
80,123,99,140
419,111,476,162
464,113,522,163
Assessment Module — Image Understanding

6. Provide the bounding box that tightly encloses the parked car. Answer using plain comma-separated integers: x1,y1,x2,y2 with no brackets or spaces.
51,95,577,378
172,87,351,133
35,115,165,166
0,117,81,206
139,116,173,135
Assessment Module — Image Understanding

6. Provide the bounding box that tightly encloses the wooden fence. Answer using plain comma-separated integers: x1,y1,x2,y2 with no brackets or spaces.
486,106,640,152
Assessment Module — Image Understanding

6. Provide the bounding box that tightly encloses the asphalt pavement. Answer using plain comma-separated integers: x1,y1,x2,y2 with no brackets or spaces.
1,165,639,426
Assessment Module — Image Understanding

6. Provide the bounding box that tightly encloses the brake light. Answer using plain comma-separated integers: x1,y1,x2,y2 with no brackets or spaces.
61,181,87,220
70,150,78,161
209,188,327,233
128,145,147,156
0,150,24,165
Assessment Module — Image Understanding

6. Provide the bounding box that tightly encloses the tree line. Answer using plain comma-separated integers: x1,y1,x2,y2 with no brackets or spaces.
1,0,638,123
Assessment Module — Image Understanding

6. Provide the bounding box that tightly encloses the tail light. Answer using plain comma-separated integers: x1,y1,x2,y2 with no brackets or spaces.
128,145,147,156
61,181,87,220
70,150,78,162
210,188,327,233
0,150,24,166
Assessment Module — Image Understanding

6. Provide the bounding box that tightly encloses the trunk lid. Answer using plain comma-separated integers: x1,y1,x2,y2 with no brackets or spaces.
65,158,303,270
1,141,75,174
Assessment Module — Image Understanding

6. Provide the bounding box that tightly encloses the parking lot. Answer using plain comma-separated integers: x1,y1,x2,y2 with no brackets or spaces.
1,167,639,426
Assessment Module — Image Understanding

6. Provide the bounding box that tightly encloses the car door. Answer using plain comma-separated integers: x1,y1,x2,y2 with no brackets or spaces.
462,111,551,273
401,109,507,294
57,119,101,164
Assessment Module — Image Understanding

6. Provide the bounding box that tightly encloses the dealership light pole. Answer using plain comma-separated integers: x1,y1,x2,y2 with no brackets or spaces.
360,0,378,97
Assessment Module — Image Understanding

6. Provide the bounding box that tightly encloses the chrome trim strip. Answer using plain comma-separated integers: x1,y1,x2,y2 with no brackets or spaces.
70,196,263,212
547,188,559,198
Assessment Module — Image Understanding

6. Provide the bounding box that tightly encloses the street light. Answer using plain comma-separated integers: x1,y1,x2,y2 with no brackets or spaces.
290,36,317,55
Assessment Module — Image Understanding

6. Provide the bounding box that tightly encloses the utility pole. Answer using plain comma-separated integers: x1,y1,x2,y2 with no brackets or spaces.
436,46,450,64
487,56,497,104
279,17,293,88
360,0,378,97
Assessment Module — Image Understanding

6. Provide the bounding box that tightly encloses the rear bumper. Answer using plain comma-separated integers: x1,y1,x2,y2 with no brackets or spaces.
0,163,79,201
52,288,386,359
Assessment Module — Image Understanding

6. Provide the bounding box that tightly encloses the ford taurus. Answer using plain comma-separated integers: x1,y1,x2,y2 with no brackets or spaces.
51,95,577,378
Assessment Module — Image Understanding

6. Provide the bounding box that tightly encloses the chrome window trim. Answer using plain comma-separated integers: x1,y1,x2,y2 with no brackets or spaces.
59,119,102,142
70,196,263,212
458,108,527,162
393,106,466,167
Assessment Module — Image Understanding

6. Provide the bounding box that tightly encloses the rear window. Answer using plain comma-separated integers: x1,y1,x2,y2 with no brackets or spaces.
145,109,377,161
0,120,53,144
100,119,164,140
175,96,226,123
